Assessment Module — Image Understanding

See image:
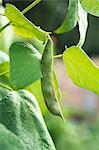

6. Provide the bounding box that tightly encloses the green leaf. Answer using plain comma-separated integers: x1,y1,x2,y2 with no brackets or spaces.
63,46,99,94
9,42,42,90
80,0,99,17
77,1,88,47
0,87,56,150
5,4,48,42
0,124,26,150
53,71,61,100
55,0,78,34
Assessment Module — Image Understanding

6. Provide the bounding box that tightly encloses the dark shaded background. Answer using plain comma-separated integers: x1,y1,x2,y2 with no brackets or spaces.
3,0,99,56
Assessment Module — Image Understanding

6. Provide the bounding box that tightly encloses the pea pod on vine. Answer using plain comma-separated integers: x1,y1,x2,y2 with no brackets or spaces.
41,37,63,118
54,0,78,34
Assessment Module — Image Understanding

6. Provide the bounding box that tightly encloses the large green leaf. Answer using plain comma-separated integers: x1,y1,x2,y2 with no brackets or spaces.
63,46,99,94
0,124,26,150
0,87,56,150
77,1,88,47
5,4,47,42
9,42,42,90
55,0,78,34
80,0,99,17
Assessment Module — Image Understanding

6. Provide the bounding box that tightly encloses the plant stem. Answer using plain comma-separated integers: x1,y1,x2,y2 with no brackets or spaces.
22,0,42,14
0,71,9,76
53,54,63,58
0,83,13,90
0,22,11,32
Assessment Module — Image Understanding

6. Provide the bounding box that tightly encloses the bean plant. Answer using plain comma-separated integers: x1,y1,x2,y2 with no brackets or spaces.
0,0,99,149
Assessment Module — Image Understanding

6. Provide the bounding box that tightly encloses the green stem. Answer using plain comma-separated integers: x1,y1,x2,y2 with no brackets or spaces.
0,83,13,91
22,0,42,14
0,22,11,32
0,71,9,76
53,54,63,58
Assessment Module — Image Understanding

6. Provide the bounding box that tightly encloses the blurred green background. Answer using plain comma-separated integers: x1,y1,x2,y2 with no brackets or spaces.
1,0,99,150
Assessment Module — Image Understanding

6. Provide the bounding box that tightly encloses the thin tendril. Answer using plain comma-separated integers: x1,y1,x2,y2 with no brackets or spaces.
53,54,63,58
0,83,13,90
22,0,42,14
0,71,9,76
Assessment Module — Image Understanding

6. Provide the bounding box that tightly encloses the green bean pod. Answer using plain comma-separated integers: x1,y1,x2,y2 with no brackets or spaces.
41,38,62,117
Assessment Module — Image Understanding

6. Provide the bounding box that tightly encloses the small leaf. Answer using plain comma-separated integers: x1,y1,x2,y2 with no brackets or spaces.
5,4,47,42
77,1,88,47
55,0,78,34
9,42,42,90
63,46,99,94
80,0,99,17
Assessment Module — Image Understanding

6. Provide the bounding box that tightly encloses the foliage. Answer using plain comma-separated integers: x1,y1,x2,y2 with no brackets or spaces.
63,46,99,94
5,4,47,41
0,0,99,149
0,86,56,150
9,42,42,89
